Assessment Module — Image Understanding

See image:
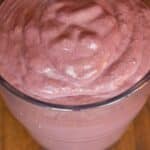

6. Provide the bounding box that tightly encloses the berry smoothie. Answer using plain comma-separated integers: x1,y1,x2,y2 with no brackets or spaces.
0,0,149,149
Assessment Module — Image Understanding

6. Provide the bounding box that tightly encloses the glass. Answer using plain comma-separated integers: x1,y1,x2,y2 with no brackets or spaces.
0,71,149,150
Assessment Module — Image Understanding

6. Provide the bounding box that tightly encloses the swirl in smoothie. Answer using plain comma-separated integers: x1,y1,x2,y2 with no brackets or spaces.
0,0,149,104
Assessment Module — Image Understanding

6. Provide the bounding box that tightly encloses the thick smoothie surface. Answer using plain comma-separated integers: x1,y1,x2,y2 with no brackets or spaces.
0,0,150,105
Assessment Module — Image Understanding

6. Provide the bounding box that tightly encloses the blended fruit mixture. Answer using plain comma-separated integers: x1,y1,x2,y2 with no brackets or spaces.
0,0,150,105
0,1,150,150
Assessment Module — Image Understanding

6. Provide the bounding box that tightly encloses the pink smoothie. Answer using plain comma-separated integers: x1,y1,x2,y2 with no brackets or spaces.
0,0,149,105
0,0,149,150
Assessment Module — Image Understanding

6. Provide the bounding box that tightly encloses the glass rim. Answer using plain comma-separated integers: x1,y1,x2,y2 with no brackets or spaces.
0,71,150,111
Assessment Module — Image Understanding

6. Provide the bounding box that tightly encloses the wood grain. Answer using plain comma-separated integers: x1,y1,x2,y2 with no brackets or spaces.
0,95,4,150
0,95,150,150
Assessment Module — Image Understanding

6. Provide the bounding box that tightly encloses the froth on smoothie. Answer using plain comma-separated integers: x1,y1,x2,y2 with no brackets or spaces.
0,0,149,105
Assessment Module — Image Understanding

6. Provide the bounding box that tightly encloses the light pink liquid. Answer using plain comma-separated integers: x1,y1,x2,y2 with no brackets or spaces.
0,0,150,150
1,82,149,150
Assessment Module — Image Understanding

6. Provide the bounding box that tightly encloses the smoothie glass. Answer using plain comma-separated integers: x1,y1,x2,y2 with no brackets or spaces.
0,71,149,150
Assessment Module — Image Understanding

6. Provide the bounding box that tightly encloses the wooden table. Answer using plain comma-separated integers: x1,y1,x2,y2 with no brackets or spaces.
0,95,150,150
